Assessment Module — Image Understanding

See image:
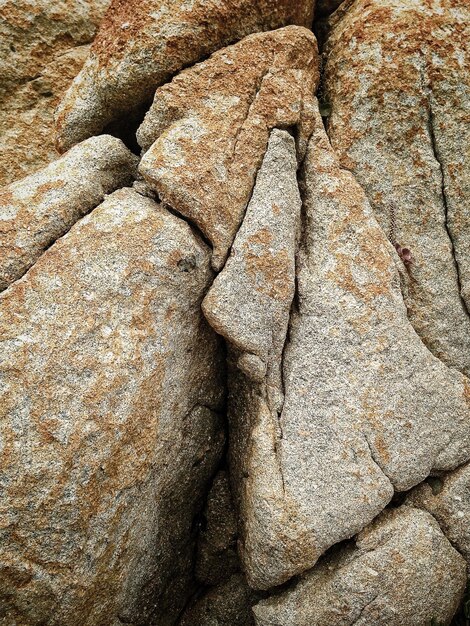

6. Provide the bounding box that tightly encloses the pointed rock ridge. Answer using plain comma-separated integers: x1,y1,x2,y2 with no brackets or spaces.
407,462,470,566
137,26,318,270
323,0,470,375
0,135,138,292
55,0,316,152
0,187,225,625
202,128,301,404
225,106,470,590
253,506,466,626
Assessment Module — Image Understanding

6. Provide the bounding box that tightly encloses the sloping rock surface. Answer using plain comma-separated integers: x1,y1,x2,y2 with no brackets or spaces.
0,187,225,625
55,0,315,152
0,135,137,291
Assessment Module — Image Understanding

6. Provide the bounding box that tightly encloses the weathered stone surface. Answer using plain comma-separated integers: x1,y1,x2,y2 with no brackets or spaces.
226,108,470,590
0,135,137,292
0,0,109,185
196,470,239,586
55,0,316,152
253,506,466,626
323,0,470,375
0,187,225,625
202,128,300,405
408,462,470,566
179,574,258,626
138,26,317,270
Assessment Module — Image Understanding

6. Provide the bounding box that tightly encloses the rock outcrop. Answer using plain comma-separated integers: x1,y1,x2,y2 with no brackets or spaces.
138,26,318,269
0,135,137,291
253,506,466,626
0,187,225,625
55,0,315,152
323,0,470,376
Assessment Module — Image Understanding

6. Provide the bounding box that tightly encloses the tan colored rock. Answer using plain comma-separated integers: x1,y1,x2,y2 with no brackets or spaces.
55,0,315,152
0,135,137,292
253,506,466,626
323,0,470,375
225,108,470,590
408,462,470,566
0,0,110,185
138,26,318,269
0,187,225,625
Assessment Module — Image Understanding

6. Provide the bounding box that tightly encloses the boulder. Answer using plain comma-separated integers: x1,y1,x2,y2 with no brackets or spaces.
138,26,318,270
253,506,466,626
0,187,225,625
55,0,316,152
0,135,137,291
323,0,470,375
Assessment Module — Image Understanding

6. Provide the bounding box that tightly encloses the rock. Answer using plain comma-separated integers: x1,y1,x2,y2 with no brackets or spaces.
0,187,225,625
0,0,110,185
315,0,344,17
138,26,318,269
202,128,301,405
224,107,470,590
0,135,137,292
408,462,470,567
179,574,258,626
55,0,316,152
253,506,466,626
196,470,239,586
323,0,470,375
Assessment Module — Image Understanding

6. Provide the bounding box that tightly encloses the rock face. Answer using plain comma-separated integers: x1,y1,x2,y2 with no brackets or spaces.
217,108,470,591
55,0,316,153
138,26,318,270
408,462,470,566
0,135,137,292
323,0,470,375
0,0,109,185
0,187,225,625
253,506,466,626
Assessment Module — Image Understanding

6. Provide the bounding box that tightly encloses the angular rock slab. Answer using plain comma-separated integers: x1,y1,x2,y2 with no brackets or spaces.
0,135,137,292
323,0,470,375
408,462,470,566
55,0,315,152
226,109,470,590
253,507,466,626
138,26,318,270
0,188,225,625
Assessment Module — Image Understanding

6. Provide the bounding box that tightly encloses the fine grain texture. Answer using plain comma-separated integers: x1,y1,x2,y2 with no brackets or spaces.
138,26,318,270
0,135,138,292
55,0,315,152
323,0,470,375
0,0,110,185
0,187,225,625
253,506,466,626
227,108,470,590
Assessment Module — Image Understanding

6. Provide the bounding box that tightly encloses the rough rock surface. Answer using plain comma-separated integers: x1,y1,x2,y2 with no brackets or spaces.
253,506,466,626
0,0,109,185
0,135,137,292
138,26,318,270
408,462,470,566
55,0,315,152
224,109,470,591
323,0,470,375
0,187,225,625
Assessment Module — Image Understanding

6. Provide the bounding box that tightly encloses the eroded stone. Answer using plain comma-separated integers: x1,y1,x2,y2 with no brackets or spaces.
55,0,315,152
0,187,225,625
138,26,318,269
0,135,138,292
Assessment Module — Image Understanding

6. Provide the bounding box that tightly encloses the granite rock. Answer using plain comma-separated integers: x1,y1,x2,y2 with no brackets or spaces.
55,0,315,152
0,187,225,625
323,0,470,375
0,135,137,292
253,506,466,626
